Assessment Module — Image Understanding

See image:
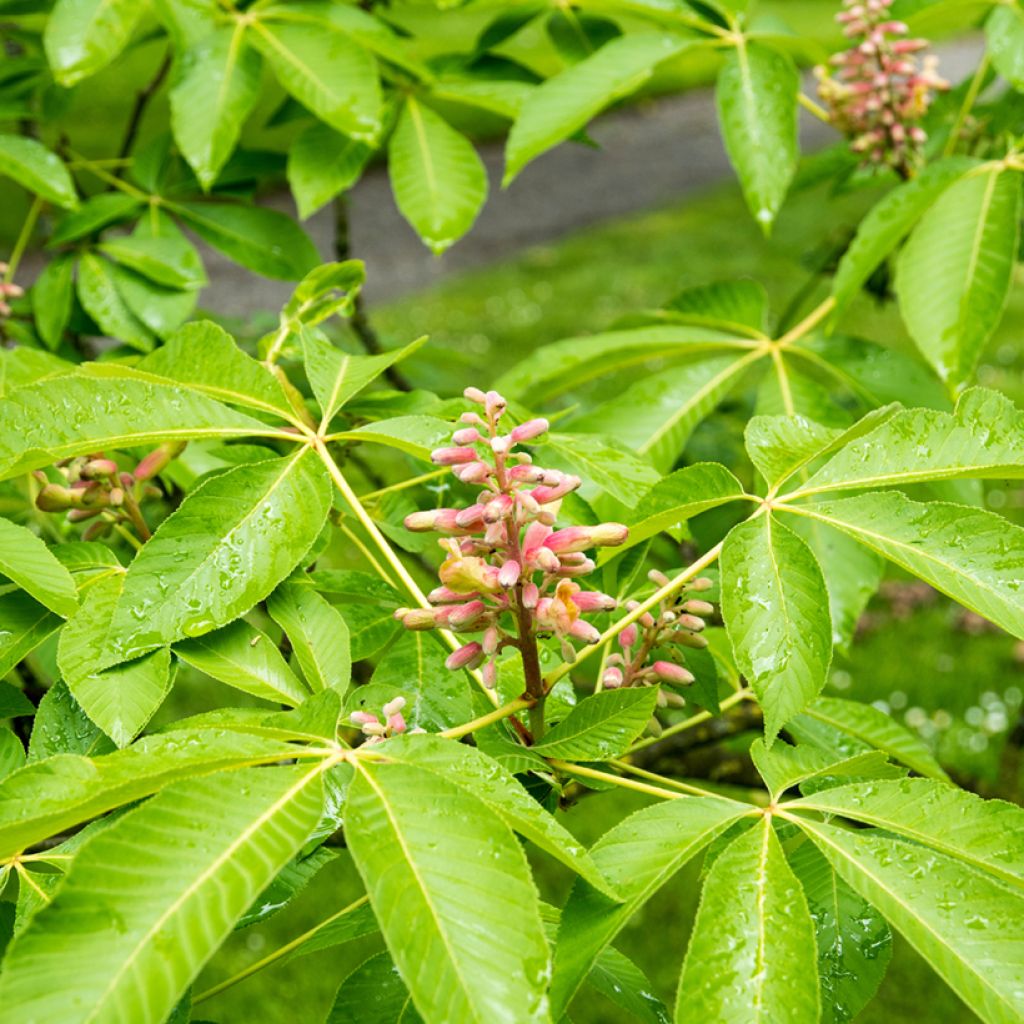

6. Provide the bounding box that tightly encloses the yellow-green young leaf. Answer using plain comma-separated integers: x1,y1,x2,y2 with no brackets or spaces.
551,796,749,1017
0,593,61,678
331,415,453,463
720,515,832,742
504,32,693,182
987,5,1024,90
745,415,844,490
288,122,373,219
533,687,659,760
0,374,273,480
0,135,78,209
251,7,381,140
150,0,220,49
103,448,331,665
787,840,892,1024
716,39,799,230
138,321,295,420
76,251,155,352
301,329,426,425
799,819,1024,1024
31,252,76,350
676,818,820,1023
170,24,263,190
389,98,488,254
345,760,551,1024
0,518,77,617
789,491,1024,639
790,777,1024,891
43,0,145,85
267,581,351,695
0,728,301,858
0,764,324,1024
175,619,310,706
896,167,1022,388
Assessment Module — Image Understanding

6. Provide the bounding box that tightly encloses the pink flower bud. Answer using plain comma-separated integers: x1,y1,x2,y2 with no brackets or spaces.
653,661,695,686
485,391,506,418
490,435,512,455
572,590,616,612
452,427,483,445
431,446,477,466
690,577,714,592
544,526,592,555
510,418,549,443
382,696,406,718
350,711,379,726
508,464,546,483
387,712,407,733
568,620,601,644
591,523,628,547
396,607,439,631
602,667,624,689
82,458,119,479
522,582,539,609
619,623,638,649
455,504,486,528
482,626,500,655
483,495,512,523
429,586,474,604
133,442,186,482
555,557,595,578
453,461,491,483
446,642,484,671
464,386,487,404
530,475,581,504
404,509,444,532
677,614,706,632
498,559,521,588
483,659,498,688
682,599,715,617
67,508,102,522
448,600,487,628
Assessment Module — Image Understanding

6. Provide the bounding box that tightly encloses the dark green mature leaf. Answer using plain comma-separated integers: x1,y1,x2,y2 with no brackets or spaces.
551,796,748,1016
0,134,78,209
0,728,301,858
505,32,692,181
716,40,798,230
345,760,551,1023
175,202,320,280
988,5,1024,90
0,373,274,480
327,951,424,1024
676,818,819,1022
0,764,324,1024
389,98,488,254
788,840,892,1024
175,618,310,706
43,0,144,85
170,24,263,189
800,819,1024,1024
27,680,114,761
31,253,75,350
267,581,351,695
589,946,671,1024
896,166,1021,387
0,682,33,719
288,122,372,219
533,687,659,760
721,515,832,742
104,448,331,664
237,845,338,929
76,251,155,352
0,517,77,617
789,492,1024,639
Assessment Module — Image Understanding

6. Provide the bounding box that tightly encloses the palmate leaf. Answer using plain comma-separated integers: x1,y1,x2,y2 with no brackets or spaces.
0,134,78,209
987,4,1024,90
720,515,832,742
797,819,1024,1024
327,951,423,1024
551,796,749,1016
326,415,454,464
345,760,552,1024
589,946,671,1024
0,373,275,480
76,251,155,352
287,122,373,220
0,728,301,858
659,279,770,336
267,580,351,695
0,517,77,617
102,447,331,665
786,491,1024,639
27,680,114,762
744,415,844,490
546,431,661,508
533,687,659,760
896,166,1022,387
0,764,324,1024
43,0,144,85
675,817,819,1023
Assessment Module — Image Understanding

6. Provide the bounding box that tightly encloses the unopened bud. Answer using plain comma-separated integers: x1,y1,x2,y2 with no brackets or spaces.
509,418,549,443
133,442,186,482
689,577,714,592
569,620,601,644
531,475,581,504
448,600,487,628
67,508,102,522
446,642,484,671
673,630,709,649
36,483,77,512
431,446,478,466
483,659,498,688
464,386,487,405
382,696,406,718
652,661,695,686
396,607,439,631
522,582,539,609
682,599,715,617
452,427,483,445
82,458,119,479
482,626,500,656
619,623,638,649
452,461,491,484
602,667,624,689
677,614,705,633
572,590,616,612
498,559,521,588
350,711,379,726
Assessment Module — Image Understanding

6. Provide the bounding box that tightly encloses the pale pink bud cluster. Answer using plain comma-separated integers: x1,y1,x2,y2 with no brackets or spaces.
350,696,421,746
0,263,23,318
397,386,628,684
816,0,947,174
604,571,716,728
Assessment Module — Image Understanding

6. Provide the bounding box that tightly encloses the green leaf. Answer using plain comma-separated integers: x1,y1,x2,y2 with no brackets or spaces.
987,5,1024,90
31,253,75,350
505,32,692,182
302,330,427,425
799,818,1024,1024
533,687,658,760
589,946,670,1024
27,680,114,761
327,951,424,1024
170,24,263,189
252,6,381,139
287,122,372,219
716,40,798,230
675,818,819,1022
0,731,25,783
0,682,33,719
175,618,310,706
0,593,59,681
745,414,843,490
797,388,1024,497
0,134,78,209
380,733,617,897
788,839,892,1024
789,491,1024,639
545,431,660,509
551,796,748,1016
267,580,351,695
43,0,144,85
49,193,142,245
345,760,551,1023
104,448,331,664
76,251,155,352
0,728,300,858
138,321,295,420
721,515,832,742
98,234,207,291
332,415,454,463
389,98,488,254
660,279,769,336
0,373,273,480
831,156,977,319
237,845,337,929
0,764,324,1024
175,201,320,281
790,777,1024,891
896,166,1021,387
0,518,78,617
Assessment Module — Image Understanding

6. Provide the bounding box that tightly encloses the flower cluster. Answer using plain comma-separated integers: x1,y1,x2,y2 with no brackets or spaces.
0,263,23,318
396,387,628,686
602,570,716,726
34,442,185,541
350,696,415,745
816,0,947,175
